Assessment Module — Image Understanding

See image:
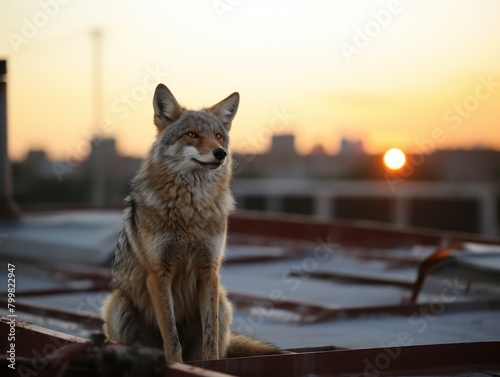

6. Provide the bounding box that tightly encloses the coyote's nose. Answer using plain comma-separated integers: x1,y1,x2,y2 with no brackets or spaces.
213,148,227,161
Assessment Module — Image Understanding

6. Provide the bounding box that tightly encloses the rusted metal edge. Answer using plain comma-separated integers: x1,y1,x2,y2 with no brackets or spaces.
230,210,500,247
228,290,500,323
289,269,415,287
0,254,110,281
0,316,86,362
225,254,299,265
0,298,104,330
191,341,500,377
13,281,110,298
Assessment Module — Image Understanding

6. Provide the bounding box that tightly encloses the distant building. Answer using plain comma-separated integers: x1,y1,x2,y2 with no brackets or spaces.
234,134,370,178
269,134,296,156
89,138,118,159
339,137,364,155
84,137,141,179
13,137,143,207
431,149,500,181
24,149,53,178
246,134,306,177
310,144,328,155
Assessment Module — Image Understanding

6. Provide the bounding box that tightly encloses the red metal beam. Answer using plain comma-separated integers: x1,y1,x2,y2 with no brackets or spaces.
0,298,104,330
191,341,500,377
0,317,86,367
228,290,500,323
230,211,500,247
14,282,110,298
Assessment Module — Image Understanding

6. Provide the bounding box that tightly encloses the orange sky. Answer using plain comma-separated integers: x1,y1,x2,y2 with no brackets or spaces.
1,0,499,161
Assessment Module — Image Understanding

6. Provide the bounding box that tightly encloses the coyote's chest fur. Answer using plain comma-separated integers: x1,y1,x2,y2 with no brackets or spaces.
122,171,231,316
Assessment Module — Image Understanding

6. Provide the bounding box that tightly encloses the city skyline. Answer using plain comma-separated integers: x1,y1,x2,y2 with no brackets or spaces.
15,133,500,181
11,131,500,164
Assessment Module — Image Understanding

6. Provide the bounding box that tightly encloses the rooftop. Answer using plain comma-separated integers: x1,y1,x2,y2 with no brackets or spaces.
1,210,500,376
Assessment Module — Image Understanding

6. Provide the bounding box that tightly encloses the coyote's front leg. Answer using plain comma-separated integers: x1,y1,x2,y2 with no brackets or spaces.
199,267,220,360
146,270,183,362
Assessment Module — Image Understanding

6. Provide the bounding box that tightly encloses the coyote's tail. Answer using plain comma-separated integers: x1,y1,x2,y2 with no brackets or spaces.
226,333,284,358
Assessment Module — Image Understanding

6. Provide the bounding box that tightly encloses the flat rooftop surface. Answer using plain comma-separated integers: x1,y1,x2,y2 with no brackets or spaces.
1,210,500,376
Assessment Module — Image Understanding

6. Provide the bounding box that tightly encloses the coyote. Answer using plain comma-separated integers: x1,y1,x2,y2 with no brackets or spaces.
102,84,280,361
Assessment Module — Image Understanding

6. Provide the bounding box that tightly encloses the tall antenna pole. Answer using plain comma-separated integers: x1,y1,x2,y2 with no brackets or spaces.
0,60,21,220
92,28,103,128
90,29,105,207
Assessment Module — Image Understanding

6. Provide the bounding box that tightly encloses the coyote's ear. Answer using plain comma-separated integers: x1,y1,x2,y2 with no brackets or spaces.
153,84,183,130
209,92,239,131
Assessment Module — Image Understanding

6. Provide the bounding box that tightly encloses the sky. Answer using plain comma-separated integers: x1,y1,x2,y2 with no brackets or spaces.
1,0,500,161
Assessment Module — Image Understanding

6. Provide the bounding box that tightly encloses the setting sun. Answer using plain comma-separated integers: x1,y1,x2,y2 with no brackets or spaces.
383,148,406,170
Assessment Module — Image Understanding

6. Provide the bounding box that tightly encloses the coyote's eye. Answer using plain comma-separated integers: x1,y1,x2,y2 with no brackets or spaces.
215,133,223,140
186,132,198,138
